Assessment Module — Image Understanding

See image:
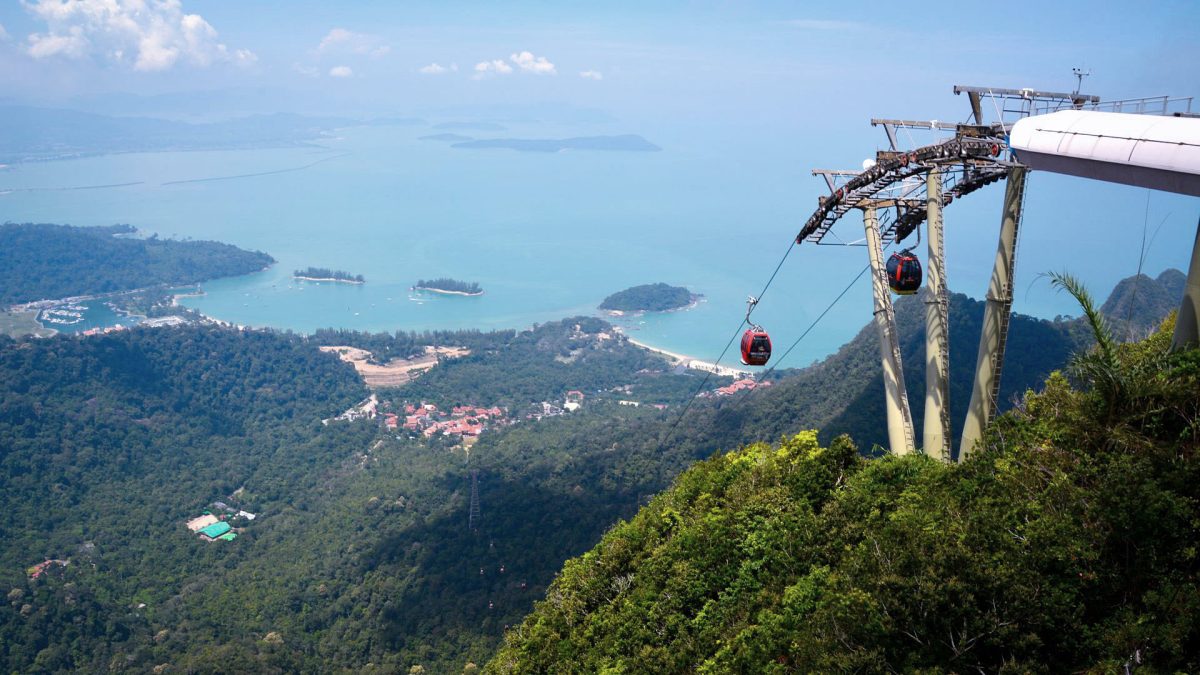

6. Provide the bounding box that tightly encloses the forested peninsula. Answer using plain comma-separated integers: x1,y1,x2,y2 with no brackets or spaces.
0,223,273,305
413,278,483,296
294,267,364,283
599,282,697,312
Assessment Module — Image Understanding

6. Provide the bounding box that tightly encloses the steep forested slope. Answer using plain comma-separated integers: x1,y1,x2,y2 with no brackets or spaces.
490,321,1200,673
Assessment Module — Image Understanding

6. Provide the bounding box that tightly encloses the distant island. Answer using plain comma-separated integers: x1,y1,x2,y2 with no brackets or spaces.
600,283,698,312
412,278,483,296
294,267,365,284
450,134,661,153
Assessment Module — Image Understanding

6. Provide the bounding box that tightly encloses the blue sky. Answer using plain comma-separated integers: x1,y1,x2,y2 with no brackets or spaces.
2,0,1197,125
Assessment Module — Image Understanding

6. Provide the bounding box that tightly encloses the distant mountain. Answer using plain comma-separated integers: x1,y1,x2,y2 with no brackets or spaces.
450,134,661,153
1100,268,1185,340
0,106,359,162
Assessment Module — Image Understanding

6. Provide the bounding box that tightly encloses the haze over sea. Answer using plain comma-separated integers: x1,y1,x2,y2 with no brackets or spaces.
1,117,1194,366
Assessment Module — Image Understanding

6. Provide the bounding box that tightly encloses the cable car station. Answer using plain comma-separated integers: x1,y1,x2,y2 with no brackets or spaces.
790,83,1198,462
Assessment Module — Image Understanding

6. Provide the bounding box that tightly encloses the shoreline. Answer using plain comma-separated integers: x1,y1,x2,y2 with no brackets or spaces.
412,287,484,297
604,294,703,317
621,332,751,376
294,276,365,285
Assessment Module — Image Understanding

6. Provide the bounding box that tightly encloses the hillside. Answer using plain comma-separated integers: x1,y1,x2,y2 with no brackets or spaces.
0,274,1182,672
489,320,1200,672
0,223,274,305
0,319,705,672
692,270,1180,454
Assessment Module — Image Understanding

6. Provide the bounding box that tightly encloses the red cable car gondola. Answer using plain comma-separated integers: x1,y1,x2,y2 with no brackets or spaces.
739,295,771,366
886,249,923,295
740,326,771,366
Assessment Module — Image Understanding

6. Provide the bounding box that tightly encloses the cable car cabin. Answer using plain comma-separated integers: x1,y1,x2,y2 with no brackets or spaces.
740,328,772,366
886,250,923,295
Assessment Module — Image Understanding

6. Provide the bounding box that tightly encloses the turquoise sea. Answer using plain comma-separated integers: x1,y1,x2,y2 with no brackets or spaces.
2,121,1194,366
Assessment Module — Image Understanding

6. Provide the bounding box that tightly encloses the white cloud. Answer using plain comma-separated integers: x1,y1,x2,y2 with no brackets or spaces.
510,50,555,74
579,69,603,80
329,65,353,78
293,63,320,78
316,28,389,58
473,59,513,78
22,0,255,71
419,62,457,75
0,22,9,42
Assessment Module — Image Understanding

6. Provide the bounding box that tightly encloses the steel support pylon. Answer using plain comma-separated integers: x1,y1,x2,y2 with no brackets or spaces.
922,169,952,462
863,205,916,455
1170,218,1200,352
960,166,1027,460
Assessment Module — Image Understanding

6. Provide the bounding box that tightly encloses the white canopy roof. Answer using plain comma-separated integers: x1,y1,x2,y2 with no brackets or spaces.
1010,110,1200,195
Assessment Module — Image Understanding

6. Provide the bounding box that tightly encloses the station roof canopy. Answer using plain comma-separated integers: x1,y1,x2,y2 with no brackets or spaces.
1010,110,1200,196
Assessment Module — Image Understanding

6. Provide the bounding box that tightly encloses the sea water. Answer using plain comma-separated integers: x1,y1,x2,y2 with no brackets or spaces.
1,122,1193,366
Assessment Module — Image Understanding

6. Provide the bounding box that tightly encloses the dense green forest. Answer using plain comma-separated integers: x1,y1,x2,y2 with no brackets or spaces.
0,320,706,672
599,283,696,312
0,273,1182,672
293,267,365,283
0,223,274,305
490,315,1200,672
414,278,483,295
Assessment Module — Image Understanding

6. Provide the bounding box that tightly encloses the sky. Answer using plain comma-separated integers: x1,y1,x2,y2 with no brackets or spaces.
1,0,1197,125
1,0,1198,325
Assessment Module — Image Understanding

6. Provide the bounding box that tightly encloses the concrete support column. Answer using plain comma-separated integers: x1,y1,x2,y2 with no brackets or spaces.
923,169,952,462
863,205,916,455
960,167,1027,460
1170,219,1200,351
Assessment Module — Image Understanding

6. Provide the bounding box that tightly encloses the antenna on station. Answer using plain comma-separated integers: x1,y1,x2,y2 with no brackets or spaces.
1072,67,1091,97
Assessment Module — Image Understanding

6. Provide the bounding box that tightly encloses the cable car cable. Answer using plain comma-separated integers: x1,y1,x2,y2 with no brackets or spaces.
720,263,870,413
654,238,797,448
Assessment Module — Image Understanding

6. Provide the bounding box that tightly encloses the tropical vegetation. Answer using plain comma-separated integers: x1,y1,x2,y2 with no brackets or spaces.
0,223,273,305
599,283,696,312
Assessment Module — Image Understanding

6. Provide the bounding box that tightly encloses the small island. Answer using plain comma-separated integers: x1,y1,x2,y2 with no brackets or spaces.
412,278,484,296
599,283,699,313
294,267,365,284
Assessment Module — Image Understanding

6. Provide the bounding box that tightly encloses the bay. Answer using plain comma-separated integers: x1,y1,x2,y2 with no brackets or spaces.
2,121,1192,367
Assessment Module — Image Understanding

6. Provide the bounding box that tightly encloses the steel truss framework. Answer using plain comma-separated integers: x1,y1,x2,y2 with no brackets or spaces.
789,84,1171,461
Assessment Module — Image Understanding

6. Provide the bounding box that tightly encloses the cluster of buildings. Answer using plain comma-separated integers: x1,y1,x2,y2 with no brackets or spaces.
329,395,379,423
27,559,69,579
80,324,129,337
185,503,257,542
706,378,772,397
388,401,507,439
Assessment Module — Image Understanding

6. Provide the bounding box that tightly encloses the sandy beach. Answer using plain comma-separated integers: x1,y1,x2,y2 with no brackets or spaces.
412,287,484,297
622,333,751,376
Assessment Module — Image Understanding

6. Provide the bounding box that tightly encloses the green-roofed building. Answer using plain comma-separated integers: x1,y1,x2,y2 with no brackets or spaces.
218,532,237,542
198,521,231,539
